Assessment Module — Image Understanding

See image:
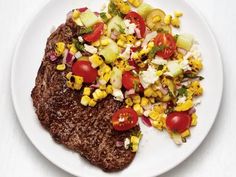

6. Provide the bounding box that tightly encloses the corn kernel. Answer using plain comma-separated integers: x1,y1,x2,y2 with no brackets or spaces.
74,75,83,84
106,85,113,94
131,144,139,152
191,113,198,126
101,39,110,46
55,42,65,56
141,97,149,107
171,17,180,28
157,70,163,76
144,87,154,97
174,10,183,17
89,54,104,68
102,91,108,98
69,44,77,54
147,41,155,48
133,104,143,115
93,89,103,101
120,4,131,14
153,15,161,23
92,40,100,47
132,52,139,60
175,100,193,112
88,99,97,107
181,129,190,138
164,15,172,25
128,0,143,8
99,85,106,90
56,64,66,71
117,39,125,47
153,104,165,114
125,98,133,106
66,72,72,80
149,97,155,103
81,96,91,106
131,136,140,144
132,95,141,104
127,35,136,44
152,120,164,130
149,110,159,120
106,13,112,19
72,10,80,19
83,87,91,96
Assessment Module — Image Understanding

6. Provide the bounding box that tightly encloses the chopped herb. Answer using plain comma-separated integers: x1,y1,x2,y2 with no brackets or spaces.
157,65,164,70
184,73,204,80
148,45,165,58
177,86,187,96
100,12,109,23
116,23,126,34
79,27,93,35
108,2,123,17
133,80,139,91
73,39,85,52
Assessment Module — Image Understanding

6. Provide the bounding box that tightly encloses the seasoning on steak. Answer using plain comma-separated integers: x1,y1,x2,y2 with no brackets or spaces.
31,18,140,172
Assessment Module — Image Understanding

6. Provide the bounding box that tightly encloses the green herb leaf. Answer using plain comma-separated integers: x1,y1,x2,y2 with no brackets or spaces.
73,39,85,52
100,12,109,23
116,23,126,34
177,86,187,96
148,45,165,58
184,73,204,80
79,27,93,35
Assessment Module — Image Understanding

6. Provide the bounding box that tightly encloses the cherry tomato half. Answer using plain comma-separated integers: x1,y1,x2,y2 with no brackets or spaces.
154,33,176,59
112,108,138,131
166,112,192,133
125,11,146,38
83,22,104,43
122,71,143,92
72,60,98,83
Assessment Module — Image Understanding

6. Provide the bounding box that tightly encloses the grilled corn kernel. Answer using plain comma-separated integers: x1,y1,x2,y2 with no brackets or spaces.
141,97,149,107
55,42,65,56
149,110,159,120
106,85,113,94
164,15,172,25
132,95,141,104
117,39,125,47
132,52,139,60
56,64,66,71
127,35,136,44
101,39,110,46
153,104,165,114
69,44,78,54
119,34,127,41
147,41,155,48
93,89,103,101
157,70,163,76
131,136,140,144
83,87,91,96
92,40,100,47
149,97,155,103
99,85,107,90
161,94,171,102
81,96,91,106
171,17,180,28
175,100,193,112
120,3,131,14
174,10,183,17
125,98,133,106
88,99,97,107
74,75,83,84
181,129,190,138
128,0,143,7
72,10,80,19
144,87,154,97
66,72,72,80
191,113,198,126
133,104,143,115
152,120,164,130
102,91,108,98
189,81,203,96
89,54,104,68
153,15,161,23
131,144,139,152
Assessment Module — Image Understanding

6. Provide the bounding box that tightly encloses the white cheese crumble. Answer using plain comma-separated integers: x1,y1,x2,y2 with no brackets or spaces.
124,19,137,35
139,66,159,88
142,31,157,47
180,58,192,72
152,56,168,65
177,96,187,104
78,36,84,43
84,44,97,54
119,44,132,60
75,51,82,59
124,138,130,150
112,88,124,101
183,44,201,60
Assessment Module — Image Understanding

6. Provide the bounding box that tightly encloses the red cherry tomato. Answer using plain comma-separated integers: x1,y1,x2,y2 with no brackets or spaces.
83,22,104,43
77,7,88,12
166,112,192,133
72,60,98,83
125,11,146,38
112,108,138,131
154,33,176,59
122,71,143,92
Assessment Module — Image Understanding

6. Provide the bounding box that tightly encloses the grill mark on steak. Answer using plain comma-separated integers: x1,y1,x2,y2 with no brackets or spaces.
31,18,140,171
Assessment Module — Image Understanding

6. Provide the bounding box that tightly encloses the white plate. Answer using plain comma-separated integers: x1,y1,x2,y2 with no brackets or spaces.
11,0,223,176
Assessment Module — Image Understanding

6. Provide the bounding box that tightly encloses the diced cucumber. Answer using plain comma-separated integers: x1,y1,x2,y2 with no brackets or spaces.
80,10,99,27
110,67,122,89
176,34,194,51
137,3,153,19
107,15,126,36
99,38,119,64
167,60,182,77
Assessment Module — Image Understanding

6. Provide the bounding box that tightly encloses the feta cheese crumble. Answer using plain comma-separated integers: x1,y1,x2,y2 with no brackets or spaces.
139,66,159,88
177,96,187,104
119,44,132,60
112,88,124,101
124,19,137,35
180,58,192,72
152,56,168,65
78,36,84,43
84,44,97,54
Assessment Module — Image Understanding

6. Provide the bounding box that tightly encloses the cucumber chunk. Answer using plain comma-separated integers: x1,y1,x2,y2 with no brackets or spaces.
107,15,126,36
176,34,194,51
80,10,99,27
167,60,182,77
137,3,153,19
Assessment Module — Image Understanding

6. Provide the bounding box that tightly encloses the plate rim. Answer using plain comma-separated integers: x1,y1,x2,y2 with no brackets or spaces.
10,0,224,176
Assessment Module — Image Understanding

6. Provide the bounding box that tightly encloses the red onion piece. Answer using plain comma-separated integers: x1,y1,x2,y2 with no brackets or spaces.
115,141,124,147
90,83,100,88
177,48,187,55
62,49,69,64
94,12,100,16
77,7,88,12
188,107,196,115
48,51,58,61
124,89,135,98
66,52,75,64
141,116,152,127
158,85,168,95
135,28,142,39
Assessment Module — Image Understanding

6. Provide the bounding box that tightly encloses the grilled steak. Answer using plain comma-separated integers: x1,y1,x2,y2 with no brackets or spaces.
31,18,140,171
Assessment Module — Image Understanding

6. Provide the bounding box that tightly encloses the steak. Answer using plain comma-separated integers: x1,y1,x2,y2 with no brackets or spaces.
31,18,140,171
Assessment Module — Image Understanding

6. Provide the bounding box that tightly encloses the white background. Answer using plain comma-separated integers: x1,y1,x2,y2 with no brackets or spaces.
0,0,235,177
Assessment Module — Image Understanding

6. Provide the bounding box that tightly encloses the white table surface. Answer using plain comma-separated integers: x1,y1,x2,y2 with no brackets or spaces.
0,0,235,176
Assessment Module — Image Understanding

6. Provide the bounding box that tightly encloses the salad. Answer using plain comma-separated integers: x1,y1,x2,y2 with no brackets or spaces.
53,0,204,149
